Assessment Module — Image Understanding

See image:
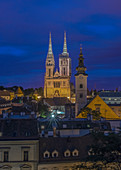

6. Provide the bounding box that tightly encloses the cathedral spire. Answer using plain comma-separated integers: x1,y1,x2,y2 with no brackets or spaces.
48,32,53,55
62,31,68,55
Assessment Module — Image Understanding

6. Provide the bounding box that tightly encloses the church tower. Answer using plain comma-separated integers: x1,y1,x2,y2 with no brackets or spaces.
75,46,88,116
44,32,71,99
45,32,55,78
44,33,55,98
59,32,71,77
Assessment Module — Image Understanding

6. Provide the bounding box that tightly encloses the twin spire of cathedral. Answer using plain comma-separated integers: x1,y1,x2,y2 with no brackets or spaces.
47,31,68,57
48,32,53,55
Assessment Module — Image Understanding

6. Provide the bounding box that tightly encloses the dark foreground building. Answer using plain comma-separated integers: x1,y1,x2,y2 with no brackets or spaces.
0,118,111,170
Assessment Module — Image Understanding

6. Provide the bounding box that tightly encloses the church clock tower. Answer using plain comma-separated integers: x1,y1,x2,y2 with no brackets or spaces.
75,46,88,116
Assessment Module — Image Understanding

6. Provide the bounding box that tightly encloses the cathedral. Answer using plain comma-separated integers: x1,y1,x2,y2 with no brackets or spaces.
44,32,71,99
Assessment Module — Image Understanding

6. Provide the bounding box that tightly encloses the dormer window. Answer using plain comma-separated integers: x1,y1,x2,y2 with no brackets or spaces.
43,151,50,158
52,150,58,158
72,149,79,156
88,148,94,155
64,150,70,157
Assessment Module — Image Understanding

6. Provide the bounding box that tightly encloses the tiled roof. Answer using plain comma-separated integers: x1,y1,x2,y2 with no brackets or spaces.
0,119,38,140
39,119,111,131
44,97,71,106
0,90,10,96
16,87,24,94
39,134,93,163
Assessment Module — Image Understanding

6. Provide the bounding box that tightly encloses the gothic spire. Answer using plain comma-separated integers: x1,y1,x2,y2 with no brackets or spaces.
63,31,67,54
48,32,53,55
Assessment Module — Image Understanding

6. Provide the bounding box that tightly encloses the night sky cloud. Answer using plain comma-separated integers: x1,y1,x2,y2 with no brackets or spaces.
0,0,121,89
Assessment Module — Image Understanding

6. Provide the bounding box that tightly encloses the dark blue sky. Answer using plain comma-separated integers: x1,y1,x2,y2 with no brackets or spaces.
0,0,121,90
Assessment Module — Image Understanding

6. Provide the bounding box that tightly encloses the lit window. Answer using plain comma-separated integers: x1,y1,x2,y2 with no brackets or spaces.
63,124,67,128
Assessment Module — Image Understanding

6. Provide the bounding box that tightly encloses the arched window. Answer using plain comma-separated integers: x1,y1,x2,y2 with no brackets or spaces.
64,150,70,157
20,164,31,170
72,149,79,156
52,150,58,158
43,151,50,158
0,165,12,170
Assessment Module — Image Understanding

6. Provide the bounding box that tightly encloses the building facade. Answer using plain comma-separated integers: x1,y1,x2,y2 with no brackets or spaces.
0,119,39,170
44,32,71,99
75,46,88,116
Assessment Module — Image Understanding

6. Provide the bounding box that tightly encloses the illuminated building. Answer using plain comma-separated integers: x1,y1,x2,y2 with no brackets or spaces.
44,32,71,99
75,46,88,116
16,87,24,97
77,95,119,120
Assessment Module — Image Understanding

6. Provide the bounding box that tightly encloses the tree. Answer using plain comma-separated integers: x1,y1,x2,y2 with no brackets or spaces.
37,101,49,118
37,87,44,97
24,88,34,96
74,132,121,169
87,132,121,169
80,107,101,120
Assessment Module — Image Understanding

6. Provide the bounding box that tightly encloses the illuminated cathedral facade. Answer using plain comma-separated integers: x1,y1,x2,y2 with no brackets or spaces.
44,32,71,99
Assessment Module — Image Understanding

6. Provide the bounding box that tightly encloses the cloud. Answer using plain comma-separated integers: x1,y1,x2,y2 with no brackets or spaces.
0,46,27,57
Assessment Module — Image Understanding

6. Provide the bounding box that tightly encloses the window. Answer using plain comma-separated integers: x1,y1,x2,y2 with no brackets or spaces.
49,69,51,77
54,82,60,88
21,164,31,170
80,93,83,98
52,150,58,158
24,151,28,161
88,148,94,155
63,124,67,128
72,149,79,157
64,150,70,157
43,151,50,158
63,81,66,86
80,84,83,88
52,168,58,170
0,151,2,161
45,153,49,158
96,107,100,112
4,151,8,162
63,67,65,75
48,82,51,86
